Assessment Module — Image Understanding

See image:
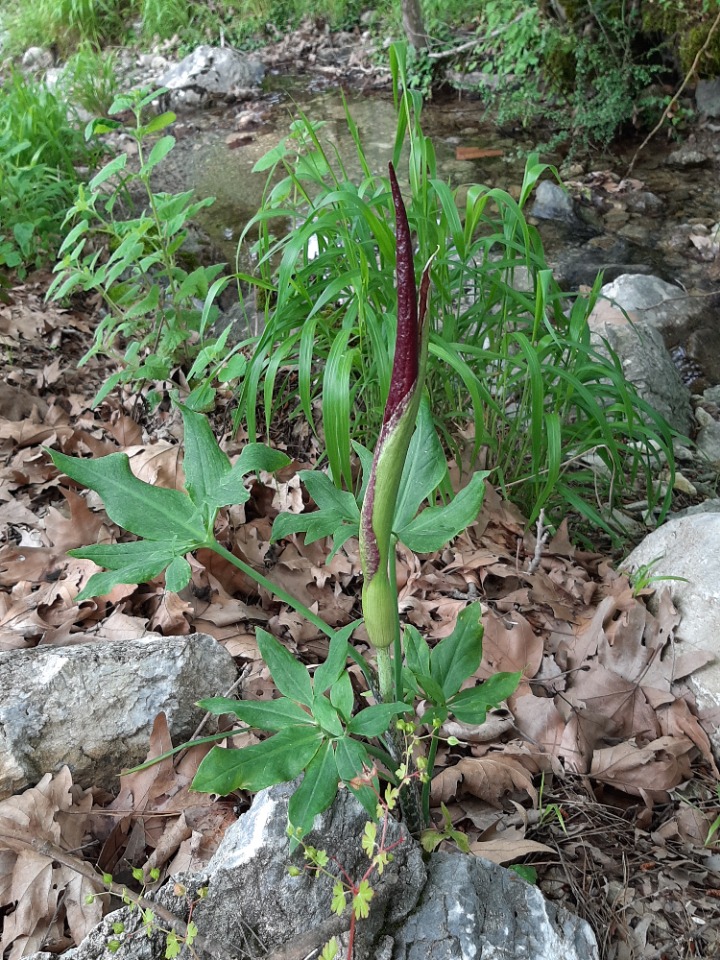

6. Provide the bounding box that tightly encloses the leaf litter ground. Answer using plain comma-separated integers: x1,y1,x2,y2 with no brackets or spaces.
1,281,720,960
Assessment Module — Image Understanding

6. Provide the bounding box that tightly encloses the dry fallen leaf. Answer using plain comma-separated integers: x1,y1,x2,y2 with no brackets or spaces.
469,837,556,865
0,768,102,960
431,754,537,808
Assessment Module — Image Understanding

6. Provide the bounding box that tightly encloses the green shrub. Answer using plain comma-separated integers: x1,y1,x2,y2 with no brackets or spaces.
0,69,102,274
454,0,665,153
643,0,720,76
232,43,675,539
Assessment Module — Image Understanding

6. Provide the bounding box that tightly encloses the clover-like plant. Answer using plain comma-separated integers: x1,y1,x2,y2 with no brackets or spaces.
46,163,520,842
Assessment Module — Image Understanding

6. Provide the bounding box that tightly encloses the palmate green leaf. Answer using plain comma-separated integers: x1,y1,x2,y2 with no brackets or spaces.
300,469,360,519
311,694,344,738
288,739,340,838
272,468,360,549
180,406,232,520
403,624,431,680
414,673,447,708
398,471,489,554
313,622,355,693
257,629,313,708
233,443,291,478
346,701,412,738
448,671,522,724
333,736,377,818
48,449,207,544
198,696,314,730
69,539,192,601
68,539,185,571
272,509,340,545
164,555,192,593
191,725,324,795
212,445,291,512
330,671,355,722
430,603,484,700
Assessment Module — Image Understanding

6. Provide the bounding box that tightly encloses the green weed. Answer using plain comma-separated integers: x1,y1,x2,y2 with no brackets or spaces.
457,0,665,154
48,87,236,408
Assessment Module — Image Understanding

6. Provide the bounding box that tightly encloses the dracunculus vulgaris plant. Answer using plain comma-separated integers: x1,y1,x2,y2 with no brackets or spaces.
360,163,432,705
46,157,520,843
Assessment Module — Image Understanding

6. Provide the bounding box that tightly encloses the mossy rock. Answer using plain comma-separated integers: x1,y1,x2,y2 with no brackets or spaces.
642,0,720,76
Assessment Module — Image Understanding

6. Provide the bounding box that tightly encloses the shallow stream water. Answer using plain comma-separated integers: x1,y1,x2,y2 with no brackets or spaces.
158,76,720,380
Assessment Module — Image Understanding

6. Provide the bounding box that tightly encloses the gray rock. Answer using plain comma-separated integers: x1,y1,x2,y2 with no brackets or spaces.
696,78,720,117
552,235,669,293
37,783,597,960
600,273,714,341
157,46,264,107
21,46,53,70
696,406,720,467
530,180,578,223
194,782,425,958
667,144,711,167
622,190,664,215
704,385,720,405
393,852,598,960
623,515,720,732
588,297,693,435
0,633,237,798
672,497,720,519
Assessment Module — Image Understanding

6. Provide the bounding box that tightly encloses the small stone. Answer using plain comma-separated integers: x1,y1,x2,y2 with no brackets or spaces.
530,180,577,222
21,46,53,70
697,415,720,468
696,406,714,428
667,146,710,168
673,472,697,496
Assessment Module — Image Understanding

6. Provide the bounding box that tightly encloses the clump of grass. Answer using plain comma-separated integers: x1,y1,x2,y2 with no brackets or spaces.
232,42,675,541
60,43,120,116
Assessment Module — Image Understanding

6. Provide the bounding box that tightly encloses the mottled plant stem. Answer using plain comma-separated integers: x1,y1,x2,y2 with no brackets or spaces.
376,645,395,705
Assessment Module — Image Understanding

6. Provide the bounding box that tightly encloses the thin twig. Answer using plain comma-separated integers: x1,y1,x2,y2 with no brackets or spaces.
427,13,525,60
526,509,549,575
626,4,720,175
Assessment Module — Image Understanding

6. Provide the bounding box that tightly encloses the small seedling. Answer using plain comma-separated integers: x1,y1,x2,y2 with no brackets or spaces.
620,555,689,597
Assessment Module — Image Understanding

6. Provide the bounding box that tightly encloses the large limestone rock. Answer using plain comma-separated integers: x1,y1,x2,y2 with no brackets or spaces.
588,295,693,434
600,275,720,372
0,633,237,798
157,46,264,107
623,514,720,733
32,783,598,960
